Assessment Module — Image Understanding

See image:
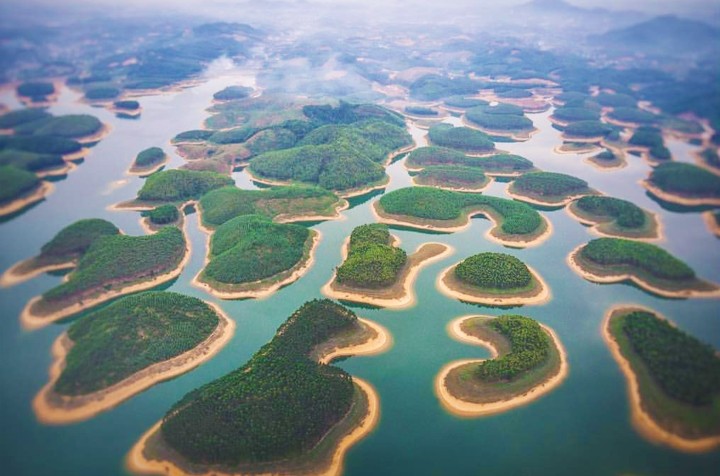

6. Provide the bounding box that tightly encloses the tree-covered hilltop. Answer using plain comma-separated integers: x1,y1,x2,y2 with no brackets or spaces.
409,74,481,101
34,219,121,266
213,85,253,101
136,169,233,202
200,215,310,286
54,292,220,396
172,130,214,143
465,104,534,132
475,315,550,381
0,150,65,172
160,299,363,465
607,107,657,125
37,226,186,307
428,124,495,153
0,165,41,205
0,108,51,129
336,224,407,289
17,115,103,139
580,238,695,281
113,100,140,111
595,92,637,108
199,185,341,228
0,134,83,156
379,186,543,236
141,205,180,225
17,82,55,99
629,127,670,161
552,106,600,122
444,96,488,109
132,147,166,169
512,171,591,199
404,106,438,116
562,120,613,138
406,146,534,174
574,196,647,229
647,162,720,198
414,165,489,190
455,253,532,290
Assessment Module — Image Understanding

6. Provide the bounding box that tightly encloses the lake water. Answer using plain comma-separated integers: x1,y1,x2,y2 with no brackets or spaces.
0,63,718,475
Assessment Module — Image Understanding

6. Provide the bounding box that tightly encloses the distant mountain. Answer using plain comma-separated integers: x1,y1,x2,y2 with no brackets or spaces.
513,0,649,35
590,15,720,56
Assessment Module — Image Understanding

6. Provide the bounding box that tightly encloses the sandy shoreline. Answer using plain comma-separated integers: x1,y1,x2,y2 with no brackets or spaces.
273,199,350,224
410,175,494,193
566,245,720,299
33,302,235,425
127,154,169,176
436,264,551,306
321,237,453,309
702,211,720,238
564,202,663,242
20,219,193,331
318,318,393,364
640,180,720,207
602,305,720,453
506,185,598,207
0,181,54,217
0,258,76,288
435,315,568,417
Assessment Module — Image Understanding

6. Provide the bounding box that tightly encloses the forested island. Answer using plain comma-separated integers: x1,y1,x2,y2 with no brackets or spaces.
412,165,491,192
464,103,535,139
21,225,189,329
507,171,597,206
603,306,720,452
128,299,389,475
374,187,550,247
436,314,567,416
193,214,318,299
323,224,451,308
405,146,535,176
427,124,495,154
16,81,58,106
140,205,181,232
34,291,234,424
566,195,661,240
642,162,720,206
437,252,550,305
586,148,626,170
128,147,167,175
111,100,142,117
568,238,720,298
628,127,671,162
120,169,234,207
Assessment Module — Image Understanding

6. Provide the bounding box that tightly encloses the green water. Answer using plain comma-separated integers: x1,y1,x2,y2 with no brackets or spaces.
0,67,718,476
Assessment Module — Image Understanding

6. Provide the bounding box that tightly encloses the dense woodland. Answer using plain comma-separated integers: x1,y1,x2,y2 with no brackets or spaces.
0,165,40,204
141,205,180,225
414,165,488,189
574,196,646,229
513,171,590,198
133,147,166,168
36,219,120,265
648,162,720,198
562,120,613,138
336,224,407,288
552,106,600,122
136,169,233,202
55,292,219,395
428,124,495,152
455,252,532,290
465,104,533,132
629,127,670,160
16,82,55,99
161,300,360,465
608,107,657,125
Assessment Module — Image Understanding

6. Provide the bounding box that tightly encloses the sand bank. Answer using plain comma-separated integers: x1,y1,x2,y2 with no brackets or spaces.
0,181,53,217
565,202,662,242
0,258,75,288
641,180,720,207
506,185,598,207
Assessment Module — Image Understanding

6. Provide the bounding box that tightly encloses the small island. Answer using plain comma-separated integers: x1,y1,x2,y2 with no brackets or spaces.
603,306,720,452
566,195,661,240
0,165,52,217
193,215,319,299
507,171,597,206
627,126,671,163
561,120,612,141
127,299,390,476
33,291,235,425
585,148,626,170
412,165,491,192
464,103,535,140
405,146,535,176
436,314,567,417
115,169,234,209
374,186,551,247
21,225,190,330
437,252,549,305
1,218,120,287
703,211,720,238
427,123,495,154
140,205,181,233
568,238,720,298
111,100,142,117
322,224,452,308
16,81,58,106
128,147,168,175
642,162,720,207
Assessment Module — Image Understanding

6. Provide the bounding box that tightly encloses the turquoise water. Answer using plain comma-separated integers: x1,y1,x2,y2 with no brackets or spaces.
0,70,718,476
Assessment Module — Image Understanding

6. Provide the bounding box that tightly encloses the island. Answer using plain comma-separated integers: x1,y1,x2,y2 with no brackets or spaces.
1,218,120,287
627,126,671,162
427,123,495,154
111,100,142,117
405,146,535,176
412,165,491,192
0,165,52,217
115,169,234,209
464,103,535,140
16,81,58,106
703,211,720,238
603,306,720,452
606,107,658,127
561,120,613,141
128,147,167,175
566,195,661,240
641,162,720,207
437,252,550,305
213,85,253,101
436,314,567,417
21,225,190,330
322,224,452,308
127,299,390,476
507,171,597,206
550,106,600,125
33,291,235,424
568,238,720,298
374,186,551,247
140,205,181,232
193,214,318,299
585,148,626,170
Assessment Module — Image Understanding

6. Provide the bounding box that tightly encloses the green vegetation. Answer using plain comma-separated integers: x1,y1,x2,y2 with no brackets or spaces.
595,93,636,108
36,219,120,265
593,149,616,161
414,165,489,190
40,226,186,304
512,171,590,199
133,147,166,169
208,126,258,144
465,104,533,132
160,299,361,465
199,185,340,228
455,253,532,290
406,146,533,174
28,115,103,138
0,165,40,204
54,292,219,396
563,120,612,138
581,238,695,281
379,187,542,236
213,85,252,101
608,107,657,125
497,89,533,99
136,169,233,202
0,150,64,172
0,109,51,129
84,86,120,100
202,215,309,286
409,75,480,101
404,106,438,116
575,196,646,229
172,130,214,143
0,135,82,155
629,127,670,161
444,96,488,109
699,148,720,168
552,107,600,122
141,205,180,225
113,100,140,110
475,315,550,382
17,82,55,99
647,162,720,198
302,101,405,128
428,124,494,152
336,224,407,288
